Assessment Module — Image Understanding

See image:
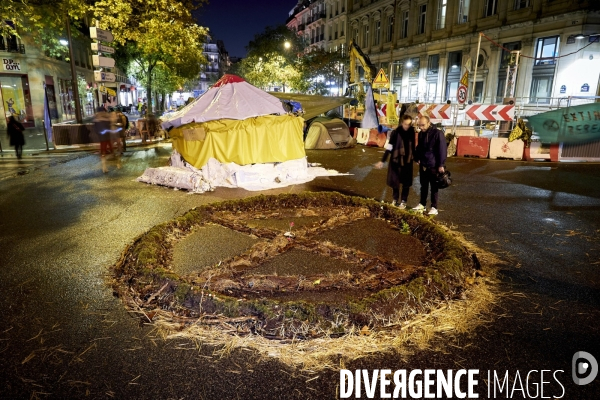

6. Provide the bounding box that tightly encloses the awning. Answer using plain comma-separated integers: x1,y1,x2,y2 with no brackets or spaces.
268,93,352,120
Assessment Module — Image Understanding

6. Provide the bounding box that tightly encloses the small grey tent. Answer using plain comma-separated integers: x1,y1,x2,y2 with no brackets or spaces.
304,118,355,149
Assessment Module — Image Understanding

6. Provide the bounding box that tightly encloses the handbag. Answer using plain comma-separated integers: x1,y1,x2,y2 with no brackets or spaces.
436,169,452,189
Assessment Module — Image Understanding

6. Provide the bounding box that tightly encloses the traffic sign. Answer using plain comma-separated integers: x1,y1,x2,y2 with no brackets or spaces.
92,55,115,68
91,43,115,54
457,84,468,104
372,68,390,89
460,71,469,87
94,71,116,82
90,27,114,43
465,105,514,121
416,104,452,119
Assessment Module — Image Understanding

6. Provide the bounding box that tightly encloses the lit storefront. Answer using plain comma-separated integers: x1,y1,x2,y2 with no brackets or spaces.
0,63,35,127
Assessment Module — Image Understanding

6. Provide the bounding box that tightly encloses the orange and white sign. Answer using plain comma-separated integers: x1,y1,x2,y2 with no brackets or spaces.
417,104,452,119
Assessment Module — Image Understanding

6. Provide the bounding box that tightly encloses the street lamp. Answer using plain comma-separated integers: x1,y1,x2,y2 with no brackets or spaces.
59,39,68,46
406,61,413,68
284,41,291,50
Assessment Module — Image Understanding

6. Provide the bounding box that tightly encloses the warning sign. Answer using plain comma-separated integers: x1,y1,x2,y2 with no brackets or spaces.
460,70,469,87
372,68,390,89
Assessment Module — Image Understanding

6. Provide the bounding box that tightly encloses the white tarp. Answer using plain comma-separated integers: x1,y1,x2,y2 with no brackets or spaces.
161,75,286,130
137,150,346,193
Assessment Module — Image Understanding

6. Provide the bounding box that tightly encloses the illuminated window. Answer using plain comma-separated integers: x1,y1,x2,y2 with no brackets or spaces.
534,36,559,66
458,0,470,24
437,0,447,30
428,54,439,75
0,74,35,127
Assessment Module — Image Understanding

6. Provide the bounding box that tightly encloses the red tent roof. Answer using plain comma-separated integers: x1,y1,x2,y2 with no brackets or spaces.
213,74,246,88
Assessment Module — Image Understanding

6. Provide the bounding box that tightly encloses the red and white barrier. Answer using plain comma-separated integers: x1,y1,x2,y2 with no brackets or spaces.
465,105,514,121
523,142,551,161
366,129,387,147
489,138,524,160
456,137,490,158
417,104,452,119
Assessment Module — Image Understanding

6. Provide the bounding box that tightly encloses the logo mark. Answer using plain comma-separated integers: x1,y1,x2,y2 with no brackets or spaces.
572,351,598,385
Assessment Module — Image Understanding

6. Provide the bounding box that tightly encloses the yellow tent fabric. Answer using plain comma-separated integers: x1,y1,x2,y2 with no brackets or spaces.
170,114,306,169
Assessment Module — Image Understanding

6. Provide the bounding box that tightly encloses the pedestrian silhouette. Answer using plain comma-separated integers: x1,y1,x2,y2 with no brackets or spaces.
6,115,25,159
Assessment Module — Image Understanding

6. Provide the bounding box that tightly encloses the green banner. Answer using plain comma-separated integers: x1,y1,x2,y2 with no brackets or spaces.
528,103,600,144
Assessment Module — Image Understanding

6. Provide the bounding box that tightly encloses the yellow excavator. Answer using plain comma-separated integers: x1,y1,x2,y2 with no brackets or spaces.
346,40,397,124
348,39,377,86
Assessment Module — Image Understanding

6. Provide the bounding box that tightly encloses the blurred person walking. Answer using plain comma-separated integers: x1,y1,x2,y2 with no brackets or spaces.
94,106,120,173
114,110,129,152
6,115,25,159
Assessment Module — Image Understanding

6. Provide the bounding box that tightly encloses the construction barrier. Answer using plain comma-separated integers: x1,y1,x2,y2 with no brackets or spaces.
416,104,453,119
489,137,524,160
366,129,387,147
356,128,370,145
523,142,551,161
465,105,515,121
456,136,490,158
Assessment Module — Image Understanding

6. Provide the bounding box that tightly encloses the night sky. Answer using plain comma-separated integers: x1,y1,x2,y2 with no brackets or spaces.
193,0,298,58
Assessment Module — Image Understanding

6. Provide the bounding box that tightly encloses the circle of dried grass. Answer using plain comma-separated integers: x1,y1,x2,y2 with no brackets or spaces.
112,192,499,371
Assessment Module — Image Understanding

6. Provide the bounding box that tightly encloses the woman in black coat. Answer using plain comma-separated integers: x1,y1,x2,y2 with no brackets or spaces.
7,116,25,159
374,114,416,208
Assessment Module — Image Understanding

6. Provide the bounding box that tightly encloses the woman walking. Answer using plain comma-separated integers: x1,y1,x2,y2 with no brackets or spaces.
7,116,25,159
374,114,417,208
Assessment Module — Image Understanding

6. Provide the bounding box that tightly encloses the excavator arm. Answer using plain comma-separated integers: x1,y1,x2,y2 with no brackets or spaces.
348,39,377,84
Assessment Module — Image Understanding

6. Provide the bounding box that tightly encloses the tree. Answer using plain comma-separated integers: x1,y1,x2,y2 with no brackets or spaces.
1,0,90,58
91,0,208,111
239,24,348,95
238,53,304,93
246,25,305,62
298,48,347,95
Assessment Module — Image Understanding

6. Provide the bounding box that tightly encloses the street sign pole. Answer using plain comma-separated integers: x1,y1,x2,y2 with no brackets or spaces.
66,14,83,123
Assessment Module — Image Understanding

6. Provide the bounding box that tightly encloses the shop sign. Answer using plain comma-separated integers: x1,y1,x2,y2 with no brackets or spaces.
2,58,22,72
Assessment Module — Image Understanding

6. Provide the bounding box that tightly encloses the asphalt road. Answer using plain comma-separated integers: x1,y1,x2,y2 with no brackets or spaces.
0,144,599,399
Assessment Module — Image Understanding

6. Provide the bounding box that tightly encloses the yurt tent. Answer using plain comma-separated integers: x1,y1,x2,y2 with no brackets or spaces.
304,118,354,149
161,75,305,169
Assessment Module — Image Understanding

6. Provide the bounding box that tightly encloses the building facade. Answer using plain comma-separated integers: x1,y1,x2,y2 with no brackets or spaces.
197,36,229,94
1,24,138,149
288,0,328,50
325,0,348,54
288,0,600,110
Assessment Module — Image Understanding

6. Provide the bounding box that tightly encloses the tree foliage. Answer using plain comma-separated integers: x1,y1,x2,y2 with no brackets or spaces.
239,25,347,95
1,0,209,111
239,53,303,93
246,25,304,62
1,0,90,58
91,0,208,110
